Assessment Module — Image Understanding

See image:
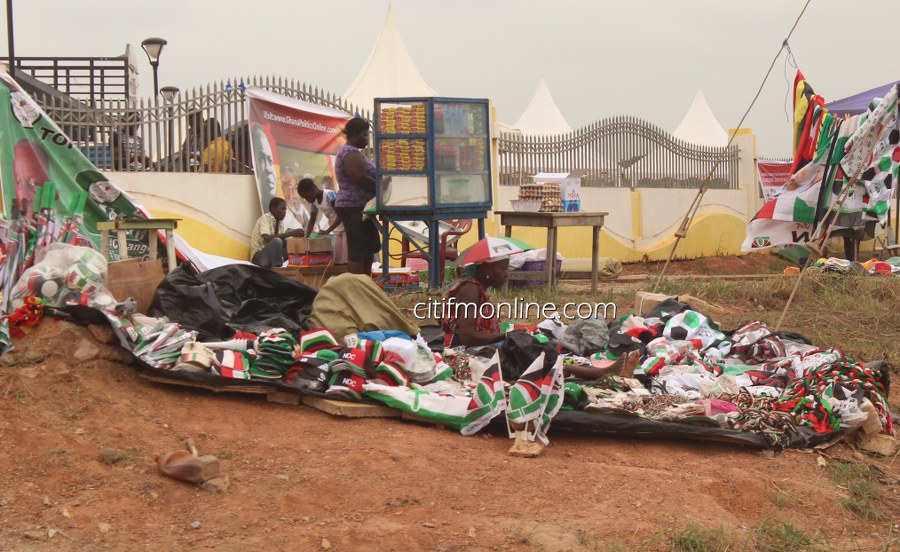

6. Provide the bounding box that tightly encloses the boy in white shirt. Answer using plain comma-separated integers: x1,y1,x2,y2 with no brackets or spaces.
298,177,347,265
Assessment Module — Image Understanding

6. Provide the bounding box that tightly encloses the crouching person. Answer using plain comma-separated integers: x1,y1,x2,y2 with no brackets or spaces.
250,197,304,268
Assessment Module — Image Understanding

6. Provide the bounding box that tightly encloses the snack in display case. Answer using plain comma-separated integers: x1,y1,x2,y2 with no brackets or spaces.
374,97,493,211
378,104,427,134
378,138,427,171
435,138,486,172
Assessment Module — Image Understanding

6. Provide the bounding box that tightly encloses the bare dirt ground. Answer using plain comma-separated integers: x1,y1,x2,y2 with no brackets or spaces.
1,254,898,552
617,252,790,278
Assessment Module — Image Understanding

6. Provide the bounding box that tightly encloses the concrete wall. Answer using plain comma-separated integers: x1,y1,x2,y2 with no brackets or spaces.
110,130,762,265
111,172,260,260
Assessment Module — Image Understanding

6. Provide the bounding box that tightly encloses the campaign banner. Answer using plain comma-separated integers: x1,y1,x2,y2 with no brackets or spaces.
0,70,240,272
246,88,350,230
0,71,148,260
757,159,793,201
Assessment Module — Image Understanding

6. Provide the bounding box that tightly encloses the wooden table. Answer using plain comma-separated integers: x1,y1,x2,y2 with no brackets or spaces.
97,218,180,271
495,211,608,292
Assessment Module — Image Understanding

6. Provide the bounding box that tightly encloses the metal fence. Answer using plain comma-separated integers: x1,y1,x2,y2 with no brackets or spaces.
32,75,368,174
497,115,740,189
2,55,132,103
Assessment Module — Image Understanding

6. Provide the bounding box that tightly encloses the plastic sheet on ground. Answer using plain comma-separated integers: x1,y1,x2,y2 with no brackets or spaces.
550,410,840,449
150,264,317,341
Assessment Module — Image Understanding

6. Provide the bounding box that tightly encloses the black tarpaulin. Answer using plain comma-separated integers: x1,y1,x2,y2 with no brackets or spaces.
550,410,840,449
150,264,317,341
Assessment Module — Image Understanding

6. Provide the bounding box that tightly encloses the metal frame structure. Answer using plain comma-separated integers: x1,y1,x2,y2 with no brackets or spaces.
1,55,131,104
373,97,492,288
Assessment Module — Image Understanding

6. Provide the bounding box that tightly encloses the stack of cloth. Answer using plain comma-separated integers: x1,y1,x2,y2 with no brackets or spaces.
284,329,343,392
250,328,298,379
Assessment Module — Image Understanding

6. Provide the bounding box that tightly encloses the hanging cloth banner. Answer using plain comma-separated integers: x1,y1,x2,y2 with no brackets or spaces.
757,159,794,201
742,78,900,252
245,88,350,230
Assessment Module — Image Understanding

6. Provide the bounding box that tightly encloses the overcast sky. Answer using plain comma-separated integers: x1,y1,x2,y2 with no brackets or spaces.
4,0,896,157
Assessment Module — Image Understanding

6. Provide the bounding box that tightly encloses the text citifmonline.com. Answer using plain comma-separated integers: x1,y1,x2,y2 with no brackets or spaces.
412,297,617,321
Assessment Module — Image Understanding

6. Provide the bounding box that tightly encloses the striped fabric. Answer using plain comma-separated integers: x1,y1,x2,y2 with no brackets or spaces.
299,328,339,354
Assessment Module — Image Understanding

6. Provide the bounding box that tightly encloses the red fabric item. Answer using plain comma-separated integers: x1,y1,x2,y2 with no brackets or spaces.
873,262,892,274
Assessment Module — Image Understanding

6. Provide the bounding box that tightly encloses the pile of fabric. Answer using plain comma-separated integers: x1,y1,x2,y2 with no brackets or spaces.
810,256,900,276
563,297,893,448
2,242,894,451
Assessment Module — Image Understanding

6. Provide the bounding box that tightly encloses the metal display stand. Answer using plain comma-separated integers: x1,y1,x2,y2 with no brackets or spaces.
373,97,493,288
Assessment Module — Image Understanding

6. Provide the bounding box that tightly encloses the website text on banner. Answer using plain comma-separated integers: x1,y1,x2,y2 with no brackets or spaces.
246,88,350,231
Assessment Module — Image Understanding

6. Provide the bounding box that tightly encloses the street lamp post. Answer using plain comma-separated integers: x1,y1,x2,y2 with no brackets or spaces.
6,0,16,79
160,86,179,172
140,37,167,98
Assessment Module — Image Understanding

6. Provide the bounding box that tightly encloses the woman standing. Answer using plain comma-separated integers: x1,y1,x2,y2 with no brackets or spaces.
334,117,380,275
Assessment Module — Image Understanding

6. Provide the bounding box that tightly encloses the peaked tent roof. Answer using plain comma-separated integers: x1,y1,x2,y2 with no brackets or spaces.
672,89,728,147
343,5,437,114
827,80,900,117
513,79,573,135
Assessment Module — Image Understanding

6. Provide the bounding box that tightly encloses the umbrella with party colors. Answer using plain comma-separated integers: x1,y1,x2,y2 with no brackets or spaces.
457,236,534,266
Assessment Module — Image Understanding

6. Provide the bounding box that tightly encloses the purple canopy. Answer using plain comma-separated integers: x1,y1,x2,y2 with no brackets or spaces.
826,80,900,117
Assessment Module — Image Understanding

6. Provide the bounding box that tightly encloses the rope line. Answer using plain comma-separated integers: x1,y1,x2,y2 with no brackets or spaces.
652,0,814,293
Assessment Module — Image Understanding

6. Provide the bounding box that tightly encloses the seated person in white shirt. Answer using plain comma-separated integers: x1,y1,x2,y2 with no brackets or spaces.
298,177,347,265
249,197,304,268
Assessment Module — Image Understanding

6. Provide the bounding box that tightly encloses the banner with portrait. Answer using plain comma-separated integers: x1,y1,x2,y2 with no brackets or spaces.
246,88,350,231
0,70,241,272
0,71,148,258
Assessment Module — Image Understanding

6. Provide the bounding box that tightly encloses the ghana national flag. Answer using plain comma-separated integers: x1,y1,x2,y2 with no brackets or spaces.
791,70,827,175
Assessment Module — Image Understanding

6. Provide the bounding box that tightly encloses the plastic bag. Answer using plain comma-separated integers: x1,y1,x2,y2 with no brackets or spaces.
382,337,437,383
10,243,115,310
557,318,609,356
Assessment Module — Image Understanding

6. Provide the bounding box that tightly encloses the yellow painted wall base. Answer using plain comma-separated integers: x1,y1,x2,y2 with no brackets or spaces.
414,212,749,268
114,174,756,268
150,208,251,260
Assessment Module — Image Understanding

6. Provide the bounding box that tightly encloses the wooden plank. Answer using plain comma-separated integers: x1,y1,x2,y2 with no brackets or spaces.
140,373,269,395
301,395,401,418
266,389,301,405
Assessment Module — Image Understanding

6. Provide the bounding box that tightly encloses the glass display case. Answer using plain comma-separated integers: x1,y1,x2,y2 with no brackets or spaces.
374,97,492,212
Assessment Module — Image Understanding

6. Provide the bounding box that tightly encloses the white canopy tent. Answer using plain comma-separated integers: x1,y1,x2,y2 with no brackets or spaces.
631,89,729,181
671,89,729,147
343,5,437,114
512,79,573,136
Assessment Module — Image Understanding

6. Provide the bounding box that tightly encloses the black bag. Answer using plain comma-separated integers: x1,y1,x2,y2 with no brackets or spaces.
498,332,559,381
150,264,317,341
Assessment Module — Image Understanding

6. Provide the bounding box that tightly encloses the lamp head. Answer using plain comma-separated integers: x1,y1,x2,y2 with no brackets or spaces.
160,86,180,102
141,37,168,63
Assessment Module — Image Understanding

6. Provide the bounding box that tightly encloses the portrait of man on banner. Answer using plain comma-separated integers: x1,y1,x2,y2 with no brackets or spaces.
246,87,351,232
249,124,280,212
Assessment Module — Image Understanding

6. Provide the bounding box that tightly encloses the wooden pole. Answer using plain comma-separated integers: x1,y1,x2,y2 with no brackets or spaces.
775,164,865,330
